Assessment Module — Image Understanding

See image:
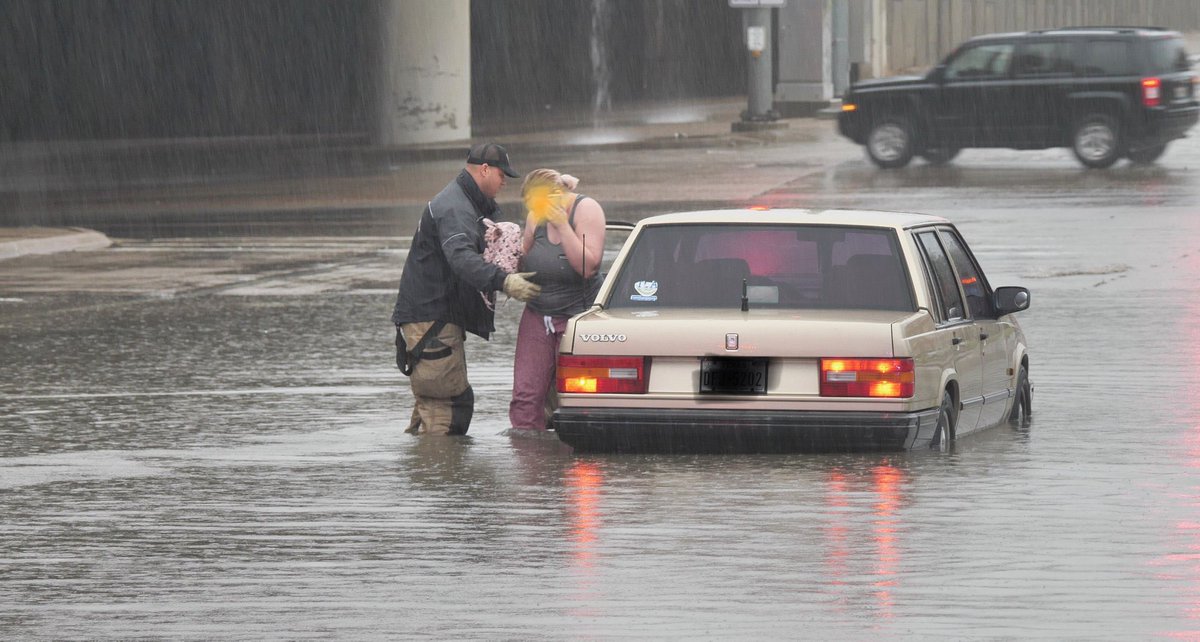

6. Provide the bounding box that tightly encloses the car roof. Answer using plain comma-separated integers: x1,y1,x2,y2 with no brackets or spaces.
636,208,950,231
966,26,1179,43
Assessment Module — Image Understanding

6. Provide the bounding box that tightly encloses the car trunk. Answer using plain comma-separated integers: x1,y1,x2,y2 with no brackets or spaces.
564,308,915,398
567,308,907,356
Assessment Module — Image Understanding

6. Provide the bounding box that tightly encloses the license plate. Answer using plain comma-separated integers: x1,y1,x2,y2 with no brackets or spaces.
699,357,768,394
1176,85,1189,99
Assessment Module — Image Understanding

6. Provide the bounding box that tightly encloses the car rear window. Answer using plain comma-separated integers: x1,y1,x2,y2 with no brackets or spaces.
605,224,914,311
1146,37,1191,73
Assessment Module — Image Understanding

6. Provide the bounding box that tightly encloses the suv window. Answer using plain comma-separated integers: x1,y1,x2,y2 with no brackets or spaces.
1014,40,1075,77
1083,40,1135,76
607,224,913,311
945,43,1014,80
1147,37,1191,73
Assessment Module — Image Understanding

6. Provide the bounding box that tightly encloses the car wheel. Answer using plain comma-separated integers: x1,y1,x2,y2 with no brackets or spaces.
1128,144,1168,164
1008,364,1032,426
866,116,915,169
1071,114,1121,169
930,393,956,452
918,147,960,165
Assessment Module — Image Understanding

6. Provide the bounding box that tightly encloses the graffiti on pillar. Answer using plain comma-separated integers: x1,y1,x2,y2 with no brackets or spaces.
391,94,460,132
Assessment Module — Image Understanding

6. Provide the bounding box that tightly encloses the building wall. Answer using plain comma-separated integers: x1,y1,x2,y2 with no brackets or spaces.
0,0,377,142
0,0,746,144
884,0,1200,75
469,0,746,131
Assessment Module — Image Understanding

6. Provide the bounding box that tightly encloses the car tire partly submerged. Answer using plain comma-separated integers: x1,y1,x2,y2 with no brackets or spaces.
931,393,956,452
1009,363,1032,426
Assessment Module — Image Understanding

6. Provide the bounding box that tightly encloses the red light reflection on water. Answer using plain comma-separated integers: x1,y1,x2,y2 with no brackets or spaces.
567,461,603,568
565,461,605,618
822,463,906,620
823,471,851,591
1160,227,1200,636
871,464,903,615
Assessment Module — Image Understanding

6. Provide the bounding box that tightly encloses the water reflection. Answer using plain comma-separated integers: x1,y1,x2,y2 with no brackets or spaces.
822,463,906,622
1166,226,1200,633
567,460,603,568
566,460,604,619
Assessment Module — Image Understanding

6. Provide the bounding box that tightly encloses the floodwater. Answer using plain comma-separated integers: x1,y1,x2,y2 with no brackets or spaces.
5,162,1200,638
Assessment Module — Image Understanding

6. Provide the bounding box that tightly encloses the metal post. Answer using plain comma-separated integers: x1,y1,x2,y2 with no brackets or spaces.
743,7,776,121
730,0,786,130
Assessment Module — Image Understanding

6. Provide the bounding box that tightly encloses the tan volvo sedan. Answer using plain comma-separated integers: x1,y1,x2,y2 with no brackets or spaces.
552,209,1032,453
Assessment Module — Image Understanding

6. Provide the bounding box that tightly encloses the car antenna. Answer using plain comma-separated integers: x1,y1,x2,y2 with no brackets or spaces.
583,232,605,309
741,278,749,312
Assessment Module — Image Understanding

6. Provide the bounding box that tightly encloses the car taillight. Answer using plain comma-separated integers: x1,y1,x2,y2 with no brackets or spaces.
820,358,914,398
1142,77,1161,107
557,355,648,394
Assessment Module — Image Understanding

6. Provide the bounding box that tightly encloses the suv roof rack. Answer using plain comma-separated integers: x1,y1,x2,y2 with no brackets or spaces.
1029,26,1168,35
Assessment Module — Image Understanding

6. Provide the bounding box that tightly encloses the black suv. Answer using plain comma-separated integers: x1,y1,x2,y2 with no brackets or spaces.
837,27,1199,169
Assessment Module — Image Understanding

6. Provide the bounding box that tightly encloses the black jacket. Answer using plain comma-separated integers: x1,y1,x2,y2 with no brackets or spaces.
391,171,510,339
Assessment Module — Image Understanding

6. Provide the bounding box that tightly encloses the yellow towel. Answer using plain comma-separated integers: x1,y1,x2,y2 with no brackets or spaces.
524,182,569,226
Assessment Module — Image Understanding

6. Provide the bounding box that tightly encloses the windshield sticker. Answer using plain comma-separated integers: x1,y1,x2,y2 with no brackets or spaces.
631,280,659,302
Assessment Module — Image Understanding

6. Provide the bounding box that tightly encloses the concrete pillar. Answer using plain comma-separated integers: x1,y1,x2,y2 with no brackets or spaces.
775,0,834,115
377,0,470,146
847,0,881,81
870,0,888,78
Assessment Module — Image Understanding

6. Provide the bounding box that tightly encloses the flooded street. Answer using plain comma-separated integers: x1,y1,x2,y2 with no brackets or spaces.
5,137,1200,638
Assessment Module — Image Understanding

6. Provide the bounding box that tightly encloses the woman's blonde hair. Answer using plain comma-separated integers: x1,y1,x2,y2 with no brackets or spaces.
521,168,580,196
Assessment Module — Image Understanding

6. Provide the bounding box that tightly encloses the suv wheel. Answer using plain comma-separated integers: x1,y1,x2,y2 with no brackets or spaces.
866,116,915,169
1128,143,1168,164
918,147,961,165
1071,114,1121,169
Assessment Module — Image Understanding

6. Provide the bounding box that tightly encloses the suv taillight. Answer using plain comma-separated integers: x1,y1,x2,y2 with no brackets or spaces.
558,355,648,394
1142,77,1162,107
820,358,914,398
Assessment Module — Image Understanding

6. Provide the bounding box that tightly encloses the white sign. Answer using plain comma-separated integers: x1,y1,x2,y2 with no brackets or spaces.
746,26,766,52
729,0,786,7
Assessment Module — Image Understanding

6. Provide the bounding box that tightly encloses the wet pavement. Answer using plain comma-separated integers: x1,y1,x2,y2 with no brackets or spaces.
3,114,1200,638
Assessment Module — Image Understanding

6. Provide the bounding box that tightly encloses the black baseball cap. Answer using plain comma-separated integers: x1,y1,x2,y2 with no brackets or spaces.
466,142,519,178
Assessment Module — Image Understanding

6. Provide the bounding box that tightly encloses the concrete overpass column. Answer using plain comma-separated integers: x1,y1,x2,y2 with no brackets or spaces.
377,0,470,145
775,0,834,116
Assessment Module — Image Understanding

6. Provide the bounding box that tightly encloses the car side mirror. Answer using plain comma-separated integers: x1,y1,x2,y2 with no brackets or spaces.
928,65,946,82
993,286,1030,315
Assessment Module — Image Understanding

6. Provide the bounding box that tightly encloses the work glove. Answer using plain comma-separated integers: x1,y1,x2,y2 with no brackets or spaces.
503,272,541,302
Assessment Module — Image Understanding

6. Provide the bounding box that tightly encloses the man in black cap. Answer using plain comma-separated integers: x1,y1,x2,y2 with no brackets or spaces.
391,143,540,435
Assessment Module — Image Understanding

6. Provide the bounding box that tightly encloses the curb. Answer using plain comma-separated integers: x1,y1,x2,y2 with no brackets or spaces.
382,117,830,163
0,228,112,262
